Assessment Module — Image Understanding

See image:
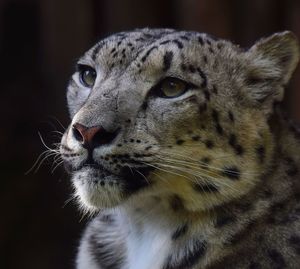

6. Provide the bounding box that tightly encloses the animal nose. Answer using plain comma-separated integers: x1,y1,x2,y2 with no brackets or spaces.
72,123,119,150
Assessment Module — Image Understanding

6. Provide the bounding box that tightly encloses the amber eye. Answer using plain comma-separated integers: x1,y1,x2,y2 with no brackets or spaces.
78,65,97,88
157,77,189,98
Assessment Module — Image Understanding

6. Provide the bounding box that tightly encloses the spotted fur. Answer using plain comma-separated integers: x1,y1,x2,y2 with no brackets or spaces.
60,28,300,268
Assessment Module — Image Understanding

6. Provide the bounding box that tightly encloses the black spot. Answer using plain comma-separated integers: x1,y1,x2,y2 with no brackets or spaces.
180,35,190,41
212,109,219,122
197,68,207,88
199,103,207,113
200,157,211,164
145,146,152,151
92,42,105,60
267,249,286,268
172,39,183,49
141,101,148,110
203,55,208,64
256,146,265,163
209,47,214,54
206,39,212,45
130,139,134,143
160,40,171,45
234,144,244,155
205,140,214,149
289,235,300,255
176,139,185,145
217,43,224,50
203,90,210,101
193,183,219,193
198,36,204,45
215,212,236,228
228,134,244,155
261,189,273,199
181,64,187,71
285,158,298,176
215,124,223,135
136,139,141,143
192,135,200,141
212,85,218,94
163,239,207,269
141,46,158,62
163,51,174,72
172,223,188,240
170,195,184,211
222,166,240,180
229,134,237,147
189,65,196,73
228,111,235,122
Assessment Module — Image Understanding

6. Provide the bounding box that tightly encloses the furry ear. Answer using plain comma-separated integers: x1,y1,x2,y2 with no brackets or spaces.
243,31,299,104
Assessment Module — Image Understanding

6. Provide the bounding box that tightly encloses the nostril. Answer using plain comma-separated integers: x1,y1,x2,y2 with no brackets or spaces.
72,125,84,142
92,128,120,148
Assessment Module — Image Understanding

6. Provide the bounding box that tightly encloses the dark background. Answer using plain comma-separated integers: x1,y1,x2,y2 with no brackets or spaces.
1,0,299,268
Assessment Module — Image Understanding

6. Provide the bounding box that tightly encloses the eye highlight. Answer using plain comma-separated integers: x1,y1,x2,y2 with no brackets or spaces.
154,77,192,98
78,65,97,88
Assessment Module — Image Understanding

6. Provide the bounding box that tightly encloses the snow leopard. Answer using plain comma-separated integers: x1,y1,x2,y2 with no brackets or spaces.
60,28,300,268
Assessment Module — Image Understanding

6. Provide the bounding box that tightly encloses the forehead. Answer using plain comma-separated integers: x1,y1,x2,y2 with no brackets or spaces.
80,29,228,68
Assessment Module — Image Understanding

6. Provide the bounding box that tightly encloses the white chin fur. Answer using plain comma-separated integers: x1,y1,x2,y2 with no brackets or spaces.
72,169,123,210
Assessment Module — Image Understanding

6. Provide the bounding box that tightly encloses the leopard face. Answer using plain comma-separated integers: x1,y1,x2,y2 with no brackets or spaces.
60,28,299,212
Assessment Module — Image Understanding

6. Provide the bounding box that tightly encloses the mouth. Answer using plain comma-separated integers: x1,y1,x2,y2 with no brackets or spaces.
68,157,152,193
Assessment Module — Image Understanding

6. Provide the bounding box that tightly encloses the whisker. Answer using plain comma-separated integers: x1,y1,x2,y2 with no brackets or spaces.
47,115,67,130
63,195,76,208
134,169,150,185
51,160,64,173
152,161,246,193
139,161,192,182
25,150,59,175
38,132,59,153
158,151,259,176
51,130,64,136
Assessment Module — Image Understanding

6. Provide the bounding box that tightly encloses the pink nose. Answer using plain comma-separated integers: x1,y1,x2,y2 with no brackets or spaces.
72,123,118,150
72,123,102,145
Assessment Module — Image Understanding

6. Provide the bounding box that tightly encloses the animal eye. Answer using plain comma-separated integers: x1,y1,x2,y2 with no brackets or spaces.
156,77,189,98
78,65,97,88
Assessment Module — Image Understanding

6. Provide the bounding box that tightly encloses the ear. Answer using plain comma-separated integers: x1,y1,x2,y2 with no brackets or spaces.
243,31,299,105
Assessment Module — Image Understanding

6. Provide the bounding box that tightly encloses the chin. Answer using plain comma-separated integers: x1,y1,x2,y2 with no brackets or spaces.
71,166,151,210
71,168,125,210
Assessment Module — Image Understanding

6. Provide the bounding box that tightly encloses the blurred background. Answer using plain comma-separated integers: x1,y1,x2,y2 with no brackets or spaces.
1,0,299,268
